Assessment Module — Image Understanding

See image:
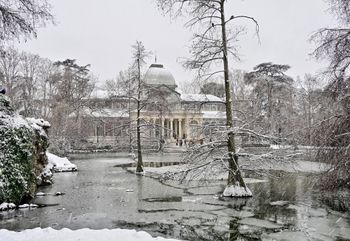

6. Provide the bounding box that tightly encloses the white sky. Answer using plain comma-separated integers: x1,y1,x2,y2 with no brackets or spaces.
15,0,337,87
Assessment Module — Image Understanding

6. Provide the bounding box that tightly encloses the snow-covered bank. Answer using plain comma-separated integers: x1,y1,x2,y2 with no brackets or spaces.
0,94,51,203
0,228,182,241
47,152,77,172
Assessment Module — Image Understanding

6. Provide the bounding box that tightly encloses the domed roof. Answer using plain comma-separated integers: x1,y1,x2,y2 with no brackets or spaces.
144,64,177,88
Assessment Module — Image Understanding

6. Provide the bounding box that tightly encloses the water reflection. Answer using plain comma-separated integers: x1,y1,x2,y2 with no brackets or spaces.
172,172,349,241
249,174,299,224
0,155,349,241
228,219,240,241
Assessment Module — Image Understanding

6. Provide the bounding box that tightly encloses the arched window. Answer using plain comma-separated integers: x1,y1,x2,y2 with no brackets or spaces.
189,120,201,139
95,124,105,136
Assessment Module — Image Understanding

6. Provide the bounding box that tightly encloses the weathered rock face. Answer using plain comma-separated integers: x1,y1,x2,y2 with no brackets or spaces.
0,94,51,204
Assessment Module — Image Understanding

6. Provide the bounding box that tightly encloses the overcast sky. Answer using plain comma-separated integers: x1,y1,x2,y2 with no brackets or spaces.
15,0,337,87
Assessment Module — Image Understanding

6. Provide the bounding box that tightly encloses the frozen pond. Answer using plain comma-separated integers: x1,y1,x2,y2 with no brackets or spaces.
0,153,349,241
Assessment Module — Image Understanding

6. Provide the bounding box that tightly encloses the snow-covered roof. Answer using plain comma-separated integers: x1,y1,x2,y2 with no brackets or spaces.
181,94,223,103
76,108,129,118
202,111,226,119
144,64,177,87
89,88,109,99
89,88,132,101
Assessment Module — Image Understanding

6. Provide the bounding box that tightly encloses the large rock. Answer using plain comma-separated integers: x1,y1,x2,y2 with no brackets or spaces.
0,94,51,204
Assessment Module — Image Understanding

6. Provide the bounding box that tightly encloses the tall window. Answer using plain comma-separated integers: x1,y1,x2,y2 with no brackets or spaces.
95,124,105,136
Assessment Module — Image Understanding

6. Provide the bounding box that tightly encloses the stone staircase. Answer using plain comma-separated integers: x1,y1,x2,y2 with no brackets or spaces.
163,141,187,153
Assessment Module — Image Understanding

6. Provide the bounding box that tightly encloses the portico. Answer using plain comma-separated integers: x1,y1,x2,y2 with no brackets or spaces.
143,115,199,141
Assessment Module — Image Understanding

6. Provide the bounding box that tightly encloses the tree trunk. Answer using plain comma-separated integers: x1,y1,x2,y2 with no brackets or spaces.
136,108,143,173
307,91,312,145
267,81,273,135
136,58,143,173
128,81,133,154
220,1,250,196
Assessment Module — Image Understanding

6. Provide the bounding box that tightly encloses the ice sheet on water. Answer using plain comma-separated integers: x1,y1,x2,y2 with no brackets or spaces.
238,218,283,229
270,200,289,206
211,209,255,219
262,231,310,241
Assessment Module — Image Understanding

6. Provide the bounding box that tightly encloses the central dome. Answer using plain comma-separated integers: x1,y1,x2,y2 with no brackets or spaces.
144,64,177,88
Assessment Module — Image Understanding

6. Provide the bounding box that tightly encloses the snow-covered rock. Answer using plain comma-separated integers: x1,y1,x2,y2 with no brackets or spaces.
35,192,47,196
0,202,16,211
47,152,77,172
18,203,38,209
0,227,183,241
38,161,54,185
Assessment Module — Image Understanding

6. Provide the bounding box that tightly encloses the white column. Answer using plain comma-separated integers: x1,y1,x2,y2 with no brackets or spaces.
186,118,190,139
169,120,172,139
198,119,204,139
161,117,164,138
170,118,173,139
179,119,183,139
153,118,157,137
167,119,170,139
174,119,177,138
146,118,152,137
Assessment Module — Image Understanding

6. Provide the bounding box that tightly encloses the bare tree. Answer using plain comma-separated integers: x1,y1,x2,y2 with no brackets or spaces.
36,57,55,119
311,0,350,189
157,0,258,197
0,0,53,43
311,0,350,114
0,47,57,118
230,69,250,101
0,46,21,103
131,41,150,174
293,74,326,145
177,79,199,94
105,69,136,152
200,82,225,98
18,52,41,116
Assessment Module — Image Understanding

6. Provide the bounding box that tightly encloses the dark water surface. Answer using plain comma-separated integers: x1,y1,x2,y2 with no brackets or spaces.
0,153,349,241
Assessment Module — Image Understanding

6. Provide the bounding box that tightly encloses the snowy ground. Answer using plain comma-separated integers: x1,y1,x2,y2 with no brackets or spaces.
0,228,182,241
